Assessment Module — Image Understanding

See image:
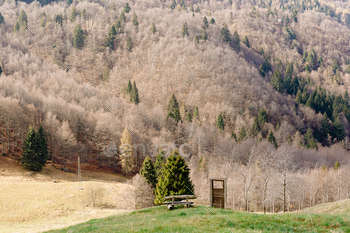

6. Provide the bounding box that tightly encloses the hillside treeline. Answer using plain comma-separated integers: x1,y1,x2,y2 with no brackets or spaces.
0,0,350,194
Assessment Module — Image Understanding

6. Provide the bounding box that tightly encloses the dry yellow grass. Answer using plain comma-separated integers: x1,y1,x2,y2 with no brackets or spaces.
301,199,350,215
0,157,135,233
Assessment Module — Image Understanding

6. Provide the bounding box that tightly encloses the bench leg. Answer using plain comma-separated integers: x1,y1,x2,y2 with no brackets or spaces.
167,205,174,210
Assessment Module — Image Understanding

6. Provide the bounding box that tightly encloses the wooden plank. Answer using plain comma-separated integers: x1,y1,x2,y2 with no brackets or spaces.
163,195,195,200
162,201,194,205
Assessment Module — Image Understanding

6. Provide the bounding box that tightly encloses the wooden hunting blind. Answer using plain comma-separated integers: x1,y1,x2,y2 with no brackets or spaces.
210,178,227,209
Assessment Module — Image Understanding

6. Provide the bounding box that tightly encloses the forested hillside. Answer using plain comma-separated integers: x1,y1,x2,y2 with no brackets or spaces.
1,0,350,212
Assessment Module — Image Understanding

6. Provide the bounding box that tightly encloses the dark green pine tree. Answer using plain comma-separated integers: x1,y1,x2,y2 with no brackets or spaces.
126,80,132,94
154,151,194,205
232,30,240,50
151,22,157,34
14,21,20,32
332,59,339,73
130,81,139,104
119,12,126,23
238,126,246,142
73,24,84,50
306,94,314,109
305,50,315,70
194,35,199,46
259,58,271,77
66,0,72,6
343,106,350,122
270,69,283,92
267,130,277,148
70,6,78,22
37,125,48,168
284,62,294,94
167,93,181,122
220,24,231,43
169,0,176,10
321,113,331,139
344,90,349,104
210,18,215,24
105,25,116,49
258,107,268,126
332,116,345,142
259,47,264,55
201,28,207,41
251,117,260,137
190,5,194,12
115,20,123,33
304,64,311,73
182,22,189,38
305,128,317,149
243,35,250,48
203,16,209,28
154,149,165,179
132,13,139,27
296,90,303,104
216,114,225,130
291,76,299,95
0,12,5,24
302,88,309,104
54,14,63,26
140,156,157,189
231,130,237,142
124,3,131,13
18,10,28,28
21,127,44,171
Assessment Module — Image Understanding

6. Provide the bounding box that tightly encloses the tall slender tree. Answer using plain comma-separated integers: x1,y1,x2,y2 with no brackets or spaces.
73,24,84,50
120,127,134,174
182,22,189,38
203,17,209,28
124,3,131,13
167,93,181,122
140,156,157,188
267,130,277,148
216,114,225,130
151,22,156,34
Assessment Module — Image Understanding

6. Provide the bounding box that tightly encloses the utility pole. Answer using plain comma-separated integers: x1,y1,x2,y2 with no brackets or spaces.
78,156,83,190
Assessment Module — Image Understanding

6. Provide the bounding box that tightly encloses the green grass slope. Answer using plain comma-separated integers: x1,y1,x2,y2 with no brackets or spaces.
47,205,350,233
302,199,350,215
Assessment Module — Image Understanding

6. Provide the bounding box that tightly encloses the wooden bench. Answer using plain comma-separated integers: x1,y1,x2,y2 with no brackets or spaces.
162,195,195,210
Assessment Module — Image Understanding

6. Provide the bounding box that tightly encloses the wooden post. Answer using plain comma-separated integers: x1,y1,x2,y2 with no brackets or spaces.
186,194,188,208
172,195,174,205
224,178,227,209
209,178,213,207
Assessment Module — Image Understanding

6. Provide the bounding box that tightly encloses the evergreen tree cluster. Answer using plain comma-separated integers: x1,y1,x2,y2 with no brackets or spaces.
105,12,128,50
126,80,139,104
297,86,347,143
140,150,194,205
14,10,27,32
21,126,48,171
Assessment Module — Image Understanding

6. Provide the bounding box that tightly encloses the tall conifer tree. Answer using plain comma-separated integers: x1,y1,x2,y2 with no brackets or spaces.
155,151,194,205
